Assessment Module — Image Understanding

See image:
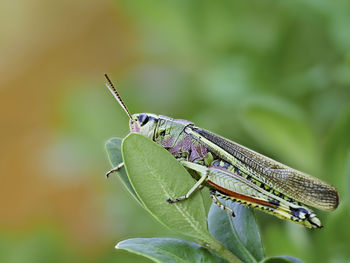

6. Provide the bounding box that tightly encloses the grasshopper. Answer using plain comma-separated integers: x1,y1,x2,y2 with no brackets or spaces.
104,74,339,229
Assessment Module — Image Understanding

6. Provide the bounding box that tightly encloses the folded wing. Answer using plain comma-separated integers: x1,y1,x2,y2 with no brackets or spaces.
191,127,339,211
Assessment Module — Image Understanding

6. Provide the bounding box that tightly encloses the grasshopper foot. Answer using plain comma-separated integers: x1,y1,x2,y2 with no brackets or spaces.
166,196,185,204
105,170,114,178
166,198,175,204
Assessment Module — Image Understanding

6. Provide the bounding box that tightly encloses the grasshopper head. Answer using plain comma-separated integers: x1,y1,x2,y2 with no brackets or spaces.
130,114,193,148
130,113,159,139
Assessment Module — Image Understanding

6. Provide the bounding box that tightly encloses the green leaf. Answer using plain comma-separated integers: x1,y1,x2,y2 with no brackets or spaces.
121,133,211,242
208,200,264,263
116,238,226,263
105,137,141,203
261,256,304,263
121,134,241,263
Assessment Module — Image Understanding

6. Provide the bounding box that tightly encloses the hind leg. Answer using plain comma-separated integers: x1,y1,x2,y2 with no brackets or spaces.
210,189,235,217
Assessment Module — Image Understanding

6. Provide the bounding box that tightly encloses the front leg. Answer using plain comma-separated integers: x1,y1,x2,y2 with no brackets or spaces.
105,162,124,178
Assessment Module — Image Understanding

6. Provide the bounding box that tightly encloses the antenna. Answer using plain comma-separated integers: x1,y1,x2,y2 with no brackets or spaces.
104,74,132,120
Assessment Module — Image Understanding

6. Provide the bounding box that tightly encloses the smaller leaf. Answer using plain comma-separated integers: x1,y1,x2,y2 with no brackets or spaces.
122,133,210,242
261,256,304,263
105,137,141,203
208,199,264,263
116,238,226,263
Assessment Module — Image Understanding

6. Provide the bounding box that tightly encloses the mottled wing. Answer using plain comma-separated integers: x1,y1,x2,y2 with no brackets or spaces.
191,127,339,211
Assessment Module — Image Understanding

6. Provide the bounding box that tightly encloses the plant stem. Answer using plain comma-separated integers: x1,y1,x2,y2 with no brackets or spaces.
206,236,242,263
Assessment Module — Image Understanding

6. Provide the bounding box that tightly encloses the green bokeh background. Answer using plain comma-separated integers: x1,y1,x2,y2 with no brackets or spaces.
1,0,350,262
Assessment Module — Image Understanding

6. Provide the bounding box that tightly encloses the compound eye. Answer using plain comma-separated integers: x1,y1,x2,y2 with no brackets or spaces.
138,113,149,126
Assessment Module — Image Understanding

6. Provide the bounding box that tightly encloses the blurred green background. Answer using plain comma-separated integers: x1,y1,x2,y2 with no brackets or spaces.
1,0,350,262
